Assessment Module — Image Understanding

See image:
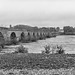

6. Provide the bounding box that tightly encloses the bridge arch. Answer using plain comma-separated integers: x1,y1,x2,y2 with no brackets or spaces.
10,32,16,39
21,32,25,38
28,32,30,36
33,32,35,37
10,32,17,44
27,32,31,41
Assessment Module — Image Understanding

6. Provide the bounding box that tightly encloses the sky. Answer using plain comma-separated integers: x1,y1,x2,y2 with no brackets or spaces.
0,0,75,28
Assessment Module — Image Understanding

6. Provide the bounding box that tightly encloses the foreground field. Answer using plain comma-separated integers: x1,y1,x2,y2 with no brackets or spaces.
0,53,75,75
0,53,75,70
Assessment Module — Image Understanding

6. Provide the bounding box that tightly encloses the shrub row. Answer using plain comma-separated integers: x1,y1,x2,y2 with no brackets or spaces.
42,45,65,54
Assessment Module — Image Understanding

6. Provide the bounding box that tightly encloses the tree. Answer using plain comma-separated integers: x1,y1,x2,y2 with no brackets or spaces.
63,26,74,34
56,27,60,32
50,27,56,32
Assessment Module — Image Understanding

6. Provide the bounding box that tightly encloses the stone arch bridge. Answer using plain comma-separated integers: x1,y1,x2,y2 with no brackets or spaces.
0,28,56,45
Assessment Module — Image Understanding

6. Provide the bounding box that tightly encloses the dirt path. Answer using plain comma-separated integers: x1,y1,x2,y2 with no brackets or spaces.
0,68,75,75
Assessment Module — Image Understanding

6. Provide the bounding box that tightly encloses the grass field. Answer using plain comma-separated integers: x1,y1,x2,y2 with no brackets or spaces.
0,53,75,70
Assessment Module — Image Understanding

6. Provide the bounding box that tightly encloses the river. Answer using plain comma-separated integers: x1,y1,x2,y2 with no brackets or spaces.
3,35,75,54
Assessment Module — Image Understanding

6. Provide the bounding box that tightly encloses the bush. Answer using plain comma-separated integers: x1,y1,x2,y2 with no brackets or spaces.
15,45,28,53
56,45,65,54
42,44,65,54
42,45,51,54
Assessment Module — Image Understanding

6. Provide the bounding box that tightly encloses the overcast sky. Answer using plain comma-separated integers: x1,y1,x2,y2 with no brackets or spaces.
0,0,75,28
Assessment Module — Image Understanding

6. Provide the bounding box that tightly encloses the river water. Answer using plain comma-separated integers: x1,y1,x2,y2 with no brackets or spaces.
4,35,75,54
19,35,75,54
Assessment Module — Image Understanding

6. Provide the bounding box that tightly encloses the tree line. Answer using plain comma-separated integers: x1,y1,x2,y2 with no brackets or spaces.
13,25,60,32
63,26,75,35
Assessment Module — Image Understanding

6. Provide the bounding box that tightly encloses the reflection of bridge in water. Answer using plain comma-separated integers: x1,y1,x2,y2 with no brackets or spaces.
0,27,57,47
